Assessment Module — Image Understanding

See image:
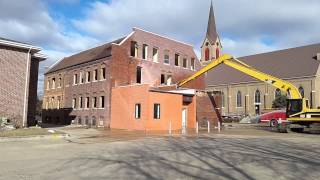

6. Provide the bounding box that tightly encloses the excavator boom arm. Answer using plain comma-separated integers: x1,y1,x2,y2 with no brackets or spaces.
178,54,302,99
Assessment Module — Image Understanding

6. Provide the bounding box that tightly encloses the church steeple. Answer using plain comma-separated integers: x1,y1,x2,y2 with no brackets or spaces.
206,1,218,44
200,1,222,64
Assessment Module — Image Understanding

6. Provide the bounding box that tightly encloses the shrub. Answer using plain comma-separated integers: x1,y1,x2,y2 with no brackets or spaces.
272,95,287,108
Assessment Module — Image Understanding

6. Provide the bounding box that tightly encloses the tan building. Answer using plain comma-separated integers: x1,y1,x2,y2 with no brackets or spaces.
205,44,320,116
201,3,320,117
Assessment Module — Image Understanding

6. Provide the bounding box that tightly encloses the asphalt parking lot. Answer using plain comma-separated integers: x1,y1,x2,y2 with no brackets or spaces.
0,127,319,180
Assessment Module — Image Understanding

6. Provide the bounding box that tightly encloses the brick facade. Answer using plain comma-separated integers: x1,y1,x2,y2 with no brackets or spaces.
43,28,206,128
0,42,45,127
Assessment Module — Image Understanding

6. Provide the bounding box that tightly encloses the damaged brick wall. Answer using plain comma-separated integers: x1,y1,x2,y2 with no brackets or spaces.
196,91,222,128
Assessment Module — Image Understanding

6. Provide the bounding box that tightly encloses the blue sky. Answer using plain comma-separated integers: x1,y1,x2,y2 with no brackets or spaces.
0,0,319,97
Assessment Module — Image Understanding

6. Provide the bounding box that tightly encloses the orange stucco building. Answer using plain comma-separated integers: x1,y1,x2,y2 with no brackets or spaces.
110,84,196,131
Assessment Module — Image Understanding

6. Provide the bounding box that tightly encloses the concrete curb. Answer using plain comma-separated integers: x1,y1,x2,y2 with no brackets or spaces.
0,133,70,142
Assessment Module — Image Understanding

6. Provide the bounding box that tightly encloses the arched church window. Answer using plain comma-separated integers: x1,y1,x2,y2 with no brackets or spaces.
205,48,210,61
298,86,304,98
255,90,261,103
237,91,242,107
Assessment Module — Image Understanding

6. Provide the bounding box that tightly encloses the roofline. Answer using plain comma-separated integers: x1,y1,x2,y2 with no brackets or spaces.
45,55,112,75
238,43,320,59
119,31,134,46
0,39,41,52
132,27,194,47
32,53,47,61
206,75,317,87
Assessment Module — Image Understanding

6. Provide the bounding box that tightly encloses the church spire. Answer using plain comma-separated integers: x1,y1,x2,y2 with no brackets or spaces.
206,1,218,44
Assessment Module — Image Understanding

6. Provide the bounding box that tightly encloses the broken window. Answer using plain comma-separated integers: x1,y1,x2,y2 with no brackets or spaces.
52,78,56,89
191,58,195,70
100,96,105,108
164,50,170,64
161,74,172,85
58,77,62,87
175,54,180,66
161,74,165,85
182,57,187,68
86,71,91,83
153,47,158,62
85,97,89,109
131,41,138,57
135,104,141,119
93,97,97,108
136,66,142,84
101,67,106,80
142,44,148,60
153,103,160,119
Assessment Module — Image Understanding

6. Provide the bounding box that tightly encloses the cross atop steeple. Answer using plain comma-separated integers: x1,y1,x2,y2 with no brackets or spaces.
206,1,218,44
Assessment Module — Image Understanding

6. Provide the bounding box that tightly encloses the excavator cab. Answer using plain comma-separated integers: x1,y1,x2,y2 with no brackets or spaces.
286,99,303,117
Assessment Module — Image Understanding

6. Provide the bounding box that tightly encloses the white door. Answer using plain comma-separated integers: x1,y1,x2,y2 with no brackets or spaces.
182,108,187,134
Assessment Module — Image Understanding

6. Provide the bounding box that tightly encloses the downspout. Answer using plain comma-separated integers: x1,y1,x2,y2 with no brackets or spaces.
22,47,32,127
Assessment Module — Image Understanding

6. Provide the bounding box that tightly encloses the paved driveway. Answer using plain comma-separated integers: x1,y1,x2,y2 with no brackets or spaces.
0,128,319,180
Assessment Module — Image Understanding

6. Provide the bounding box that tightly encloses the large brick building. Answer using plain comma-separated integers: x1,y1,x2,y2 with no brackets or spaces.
42,27,207,128
203,3,320,117
0,37,46,127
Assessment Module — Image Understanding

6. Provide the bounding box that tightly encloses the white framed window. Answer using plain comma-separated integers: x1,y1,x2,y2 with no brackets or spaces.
85,97,89,109
182,57,187,68
135,103,141,119
164,50,170,64
130,41,138,57
142,44,148,60
153,103,160,119
153,47,158,62
191,58,195,70
80,72,84,84
72,98,76,109
86,71,91,83
100,67,106,80
46,79,50,90
93,69,98,81
175,54,180,66
73,74,78,85
79,97,83,109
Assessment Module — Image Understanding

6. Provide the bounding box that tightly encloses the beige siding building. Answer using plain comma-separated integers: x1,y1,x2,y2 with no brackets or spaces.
204,44,320,116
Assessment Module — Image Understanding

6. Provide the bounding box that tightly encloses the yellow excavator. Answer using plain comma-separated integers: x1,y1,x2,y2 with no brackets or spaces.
178,54,320,132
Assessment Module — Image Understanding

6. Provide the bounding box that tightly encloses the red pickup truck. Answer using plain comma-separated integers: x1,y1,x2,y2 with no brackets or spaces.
259,110,286,127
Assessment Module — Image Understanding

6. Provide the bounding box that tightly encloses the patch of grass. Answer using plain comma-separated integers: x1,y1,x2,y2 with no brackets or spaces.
0,128,64,137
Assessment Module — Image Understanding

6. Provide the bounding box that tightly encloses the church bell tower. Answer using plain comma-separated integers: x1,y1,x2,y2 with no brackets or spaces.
200,1,222,65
